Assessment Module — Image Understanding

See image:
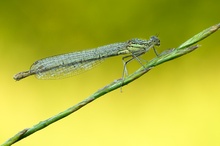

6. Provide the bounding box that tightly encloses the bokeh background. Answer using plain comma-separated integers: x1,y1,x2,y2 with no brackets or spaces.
0,0,219,146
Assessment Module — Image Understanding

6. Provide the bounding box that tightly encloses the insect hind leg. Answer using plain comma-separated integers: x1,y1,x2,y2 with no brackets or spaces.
122,55,135,79
120,53,147,92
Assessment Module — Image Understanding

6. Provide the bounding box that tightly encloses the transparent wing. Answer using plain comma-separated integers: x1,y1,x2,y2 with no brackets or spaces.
35,60,104,79
30,51,104,80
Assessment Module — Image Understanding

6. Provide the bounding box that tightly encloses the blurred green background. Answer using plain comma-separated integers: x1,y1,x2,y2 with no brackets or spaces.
0,0,220,146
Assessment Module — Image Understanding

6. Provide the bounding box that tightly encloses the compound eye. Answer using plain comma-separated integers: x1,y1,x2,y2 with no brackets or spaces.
151,36,160,46
156,40,160,46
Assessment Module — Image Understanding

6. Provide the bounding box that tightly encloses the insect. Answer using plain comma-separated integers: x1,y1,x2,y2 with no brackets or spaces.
13,36,160,81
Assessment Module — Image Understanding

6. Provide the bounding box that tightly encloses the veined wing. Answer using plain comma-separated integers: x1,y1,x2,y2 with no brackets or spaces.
30,51,105,80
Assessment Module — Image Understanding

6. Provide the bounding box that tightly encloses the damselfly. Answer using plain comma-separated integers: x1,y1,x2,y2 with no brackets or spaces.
13,36,160,81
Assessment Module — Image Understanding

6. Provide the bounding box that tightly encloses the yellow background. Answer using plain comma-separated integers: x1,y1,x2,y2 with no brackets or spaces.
1,0,220,146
